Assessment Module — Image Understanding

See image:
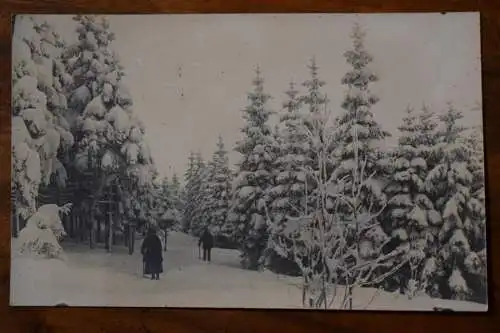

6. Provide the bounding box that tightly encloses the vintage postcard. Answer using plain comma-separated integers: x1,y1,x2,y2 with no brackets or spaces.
10,13,487,311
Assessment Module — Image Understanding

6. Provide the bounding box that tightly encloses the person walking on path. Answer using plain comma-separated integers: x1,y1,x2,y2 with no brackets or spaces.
141,227,163,280
198,228,214,262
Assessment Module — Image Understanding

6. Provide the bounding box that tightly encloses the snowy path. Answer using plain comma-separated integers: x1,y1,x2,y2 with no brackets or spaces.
10,232,487,311
11,231,301,308
62,231,243,277
62,232,216,276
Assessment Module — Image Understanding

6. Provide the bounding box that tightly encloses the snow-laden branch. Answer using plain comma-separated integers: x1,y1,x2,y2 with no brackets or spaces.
16,203,73,258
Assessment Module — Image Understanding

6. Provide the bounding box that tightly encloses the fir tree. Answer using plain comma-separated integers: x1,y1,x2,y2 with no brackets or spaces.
169,173,182,209
332,23,391,221
229,67,276,270
181,152,207,236
167,172,183,230
160,176,172,210
64,15,154,246
466,125,485,197
334,23,391,180
66,14,153,175
425,104,486,301
12,16,74,229
152,176,177,237
301,57,331,174
182,152,197,232
385,106,441,296
190,153,210,237
301,57,328,114
299,57,330,211
266,81,309,274
329,23,393,302
202,135,233,242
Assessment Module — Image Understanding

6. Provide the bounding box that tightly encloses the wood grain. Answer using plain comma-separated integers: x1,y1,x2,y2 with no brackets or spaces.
1,1,499,332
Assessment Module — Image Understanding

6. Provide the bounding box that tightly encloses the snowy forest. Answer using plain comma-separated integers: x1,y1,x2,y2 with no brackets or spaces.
11,14,487,310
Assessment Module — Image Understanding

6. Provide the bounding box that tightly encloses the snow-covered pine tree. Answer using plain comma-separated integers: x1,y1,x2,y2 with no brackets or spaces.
333,22,391,224
229,67,276,270
29,18,75,180
144,175,172,249
155,176,172,220
12,16,74,234
120,164,158,253
156,174,181,228
182,152,197,232
199,135,233,246
170,173,182,209
194,154,217,238
462,125,487,303
384,106,441,297
12,17,48,223
301,56,329,128
265,59,329,275
266,81,310,275
64,15,154,247
167,173,183,230
265,94,338,308
163,176,173,207
329,23,394,305
300,57,331,186
190,153,211,237
272,95,409,309
466,125,485,198
425,104,486,302
333,23,391,184
267,92,399,309
181,152,208,236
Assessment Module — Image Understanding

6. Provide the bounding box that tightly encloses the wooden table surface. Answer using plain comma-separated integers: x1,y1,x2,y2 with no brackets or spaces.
0,1,499,332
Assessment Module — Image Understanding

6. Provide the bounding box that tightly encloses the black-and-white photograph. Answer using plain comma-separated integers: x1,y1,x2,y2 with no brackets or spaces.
10,13,487,311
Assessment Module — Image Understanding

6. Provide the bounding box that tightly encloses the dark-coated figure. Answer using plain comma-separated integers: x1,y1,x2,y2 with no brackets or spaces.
141,228,163,280
198,228,214,262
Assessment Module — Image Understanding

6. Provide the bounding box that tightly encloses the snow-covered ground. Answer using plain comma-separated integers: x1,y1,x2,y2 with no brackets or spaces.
10,231,487,311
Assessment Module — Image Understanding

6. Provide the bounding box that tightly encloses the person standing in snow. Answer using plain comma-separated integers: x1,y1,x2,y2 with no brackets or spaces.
141,227,163,280
198,228,214,262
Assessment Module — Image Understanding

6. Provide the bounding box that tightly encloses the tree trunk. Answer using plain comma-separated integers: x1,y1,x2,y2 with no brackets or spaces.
124,224,129,247
77,215,81,242
74,213,79,243
12,210,19,238
19,214,26,231
106,212,113,253
75,210,79,239
89,207,95,249
61,213,66,236
128,224,135,255
80,215,85,242
11,199,19,237
163,227,167,252
302,275,308,307
69,211,74,238
319,276,327,310
348,284,353,310
104,221,109,250
112,223,117,246
98,217,103,243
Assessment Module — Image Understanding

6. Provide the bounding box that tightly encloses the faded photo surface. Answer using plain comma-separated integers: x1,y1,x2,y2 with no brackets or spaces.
10,13,487,311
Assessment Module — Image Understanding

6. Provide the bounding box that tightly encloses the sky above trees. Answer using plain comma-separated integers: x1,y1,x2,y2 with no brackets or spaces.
38,13,482,179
